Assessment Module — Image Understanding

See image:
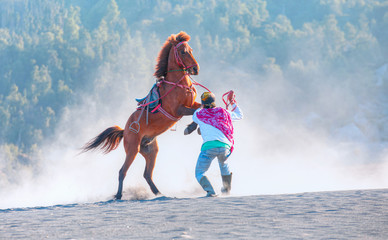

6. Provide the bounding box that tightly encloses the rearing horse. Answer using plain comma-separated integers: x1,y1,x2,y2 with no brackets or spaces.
82,32,201,199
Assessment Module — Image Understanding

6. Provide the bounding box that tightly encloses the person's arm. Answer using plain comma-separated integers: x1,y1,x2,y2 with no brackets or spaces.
184,121,198,135
184,110,200,135
230,104,243,121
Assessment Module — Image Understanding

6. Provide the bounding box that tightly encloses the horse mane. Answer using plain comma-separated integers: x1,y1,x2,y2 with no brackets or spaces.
154,31,191,78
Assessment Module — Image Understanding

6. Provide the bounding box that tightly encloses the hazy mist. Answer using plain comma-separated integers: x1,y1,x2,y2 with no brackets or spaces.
1,0,387,209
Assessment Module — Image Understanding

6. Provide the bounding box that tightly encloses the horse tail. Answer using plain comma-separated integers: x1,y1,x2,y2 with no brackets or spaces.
82,126,124,154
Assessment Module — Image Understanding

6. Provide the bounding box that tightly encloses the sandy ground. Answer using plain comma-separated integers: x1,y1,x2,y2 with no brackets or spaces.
1,188,387,239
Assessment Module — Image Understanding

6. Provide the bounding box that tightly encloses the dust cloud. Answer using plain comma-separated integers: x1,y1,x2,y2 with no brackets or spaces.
1,35,387,209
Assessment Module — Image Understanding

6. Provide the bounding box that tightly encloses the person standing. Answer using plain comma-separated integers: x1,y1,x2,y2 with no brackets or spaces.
184,91,243,196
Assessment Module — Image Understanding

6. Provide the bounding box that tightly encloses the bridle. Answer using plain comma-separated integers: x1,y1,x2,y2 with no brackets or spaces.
172,41,198,72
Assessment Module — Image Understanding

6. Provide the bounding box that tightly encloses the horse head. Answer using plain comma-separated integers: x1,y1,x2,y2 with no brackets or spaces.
170,34,199,75
154,32,199,78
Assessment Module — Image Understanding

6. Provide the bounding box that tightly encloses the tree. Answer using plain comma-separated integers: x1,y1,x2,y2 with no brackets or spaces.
64,6,81,41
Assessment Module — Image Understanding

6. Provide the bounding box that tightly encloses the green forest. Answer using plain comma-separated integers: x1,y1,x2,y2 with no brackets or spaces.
1,0,388,185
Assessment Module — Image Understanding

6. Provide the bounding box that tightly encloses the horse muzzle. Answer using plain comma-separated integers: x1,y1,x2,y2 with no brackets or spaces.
189,65,199,75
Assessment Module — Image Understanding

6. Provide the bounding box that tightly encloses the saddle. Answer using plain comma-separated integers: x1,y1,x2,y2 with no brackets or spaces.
136,83,161,113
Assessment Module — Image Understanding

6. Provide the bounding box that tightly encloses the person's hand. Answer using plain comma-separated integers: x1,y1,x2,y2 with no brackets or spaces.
227,90,236,104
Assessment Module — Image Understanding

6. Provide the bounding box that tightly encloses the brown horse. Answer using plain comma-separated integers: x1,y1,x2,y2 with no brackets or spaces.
82,32,201,199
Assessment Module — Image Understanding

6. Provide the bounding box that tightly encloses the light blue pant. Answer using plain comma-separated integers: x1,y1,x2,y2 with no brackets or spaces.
195,147,231,182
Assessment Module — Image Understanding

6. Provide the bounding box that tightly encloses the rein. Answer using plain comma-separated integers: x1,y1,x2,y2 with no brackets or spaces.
137,74,189,108
222,90,237,111
189,75,211,93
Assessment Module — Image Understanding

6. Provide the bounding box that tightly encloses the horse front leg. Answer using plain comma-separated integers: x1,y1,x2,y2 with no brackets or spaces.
140,138,161,195
192,102,201,109
177,102,201,116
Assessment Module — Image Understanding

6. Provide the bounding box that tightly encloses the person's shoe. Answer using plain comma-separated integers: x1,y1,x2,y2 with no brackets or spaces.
199,176,216,197
206,192,217,197
221,173,232,195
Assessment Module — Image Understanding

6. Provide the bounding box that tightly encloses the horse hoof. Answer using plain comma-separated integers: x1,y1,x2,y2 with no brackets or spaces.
114,194,122,200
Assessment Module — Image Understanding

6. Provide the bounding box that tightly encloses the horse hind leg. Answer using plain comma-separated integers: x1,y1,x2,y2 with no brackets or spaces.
115,144,139,200
140,137,161,195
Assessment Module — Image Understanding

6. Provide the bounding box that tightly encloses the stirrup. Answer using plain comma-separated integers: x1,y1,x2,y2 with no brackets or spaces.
129,122,140,133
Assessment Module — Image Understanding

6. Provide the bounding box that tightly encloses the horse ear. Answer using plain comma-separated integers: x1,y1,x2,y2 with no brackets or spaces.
168,34,178,46
176,31,191,42
168,32,190,46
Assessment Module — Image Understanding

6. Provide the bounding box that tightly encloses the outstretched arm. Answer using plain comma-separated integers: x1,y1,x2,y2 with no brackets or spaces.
184,121,198,135
230,104,243,120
